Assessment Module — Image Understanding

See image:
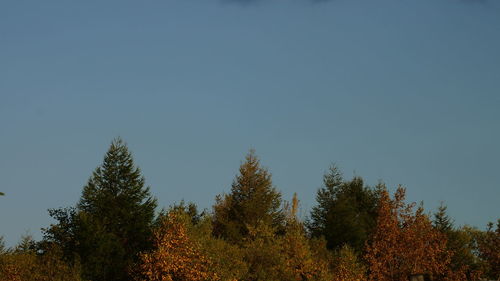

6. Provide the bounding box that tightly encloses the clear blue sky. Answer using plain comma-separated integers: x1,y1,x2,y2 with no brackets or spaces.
1,0,499,246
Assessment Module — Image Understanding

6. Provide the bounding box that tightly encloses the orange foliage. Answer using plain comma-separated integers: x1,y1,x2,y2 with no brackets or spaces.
365,186,451,281
478,220,500,279
332,245,366,281
136,213,218,281
0,264,23,281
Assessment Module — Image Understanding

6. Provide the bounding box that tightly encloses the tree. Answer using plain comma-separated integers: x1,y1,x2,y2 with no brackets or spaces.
0,236,82,281
433,204,483,280
135,213,218,281
308,165,380,252
365,186,454,281
43,138,157,281
213,150,284,243
331,245,366,281
234,194,334,281
477,219,500,280
276,193,333,281
433,202,453,233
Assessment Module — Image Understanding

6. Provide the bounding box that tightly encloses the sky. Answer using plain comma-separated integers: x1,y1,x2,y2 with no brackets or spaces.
1,0,499,246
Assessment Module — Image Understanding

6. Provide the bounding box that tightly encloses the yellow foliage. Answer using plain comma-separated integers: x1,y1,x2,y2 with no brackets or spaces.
331,245,366,281
0,247,81,281
136,213,219,281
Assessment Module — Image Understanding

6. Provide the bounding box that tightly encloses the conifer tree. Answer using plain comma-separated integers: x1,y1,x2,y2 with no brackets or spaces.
433,202,453,232
213,150,284,243
308,165,380,252
43,138,157,281
432,203,485,279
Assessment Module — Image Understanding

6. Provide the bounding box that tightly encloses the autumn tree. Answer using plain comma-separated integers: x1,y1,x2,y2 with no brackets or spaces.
477,219,500,280
235,194,333,281
308,166,380,252
331,245,366,281
0,235,82,281
365,186,451,281
43,138,157,281
278,194,333,281
135,212,218,281
213,150,284,243
153,201,249,280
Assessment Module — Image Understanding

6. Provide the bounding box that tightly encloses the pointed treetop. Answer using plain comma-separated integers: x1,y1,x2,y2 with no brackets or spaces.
433,202,454,232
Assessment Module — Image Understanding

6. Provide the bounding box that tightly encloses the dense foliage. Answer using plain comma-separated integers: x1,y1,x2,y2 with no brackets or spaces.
40,138,157,281
1,139,498,281
307,166,380,253
213,150,284,243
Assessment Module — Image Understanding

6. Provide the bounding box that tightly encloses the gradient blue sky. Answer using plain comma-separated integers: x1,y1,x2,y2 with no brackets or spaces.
1,0,499,246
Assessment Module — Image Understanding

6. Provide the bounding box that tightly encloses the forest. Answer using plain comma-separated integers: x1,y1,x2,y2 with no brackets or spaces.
0,138,498,281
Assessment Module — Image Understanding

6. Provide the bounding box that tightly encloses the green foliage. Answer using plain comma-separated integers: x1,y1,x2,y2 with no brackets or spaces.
43,138,157,281
433,202,454,232
187,212,249,281
240,222,288,281
2,145,496,281
156,200,203,227
237,195,333,281
213,150,284,243
308,165,380,252
433,203,485,280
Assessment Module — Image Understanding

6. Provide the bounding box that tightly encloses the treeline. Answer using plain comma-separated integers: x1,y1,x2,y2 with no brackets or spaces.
0,138,498,281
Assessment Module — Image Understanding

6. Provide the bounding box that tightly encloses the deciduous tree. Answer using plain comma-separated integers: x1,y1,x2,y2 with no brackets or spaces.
477,219,500,280
365,186,451,281
136,213,218,281
331,245,366,281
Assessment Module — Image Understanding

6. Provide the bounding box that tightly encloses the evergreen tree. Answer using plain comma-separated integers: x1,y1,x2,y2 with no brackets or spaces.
43,138,157,281
213,150,284,243
308,165,380,252
433,202,454,232
433,203,483,279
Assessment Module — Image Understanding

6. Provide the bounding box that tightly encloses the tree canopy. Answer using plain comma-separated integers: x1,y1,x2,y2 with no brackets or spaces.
308,165,380,252
212,150,284,243
42,138,157,281
1,139,497,281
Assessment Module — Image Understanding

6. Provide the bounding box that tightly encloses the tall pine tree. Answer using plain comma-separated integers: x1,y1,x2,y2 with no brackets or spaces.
43,138,157,281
